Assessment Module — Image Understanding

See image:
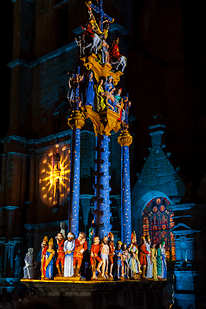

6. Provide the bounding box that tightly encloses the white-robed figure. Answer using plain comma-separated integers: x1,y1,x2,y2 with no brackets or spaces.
145,235,153,279
64,232,75,277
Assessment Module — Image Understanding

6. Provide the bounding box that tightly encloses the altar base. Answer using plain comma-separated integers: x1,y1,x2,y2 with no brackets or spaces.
21,279,169,309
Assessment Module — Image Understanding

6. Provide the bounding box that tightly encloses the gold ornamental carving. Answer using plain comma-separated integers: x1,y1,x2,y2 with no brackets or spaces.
99,109,121,136
118,130,133,147
67,110,85,130
81,105,121,136
80,54,123,86
81,105,104,136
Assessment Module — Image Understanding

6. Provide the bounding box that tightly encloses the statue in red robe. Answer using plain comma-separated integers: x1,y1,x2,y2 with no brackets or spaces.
138,236,150,279
73,232,88,277
55,232,65,276
109,38,121,60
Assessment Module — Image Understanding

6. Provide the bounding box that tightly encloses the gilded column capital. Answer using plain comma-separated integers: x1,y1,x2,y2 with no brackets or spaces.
118,130,133,147
67,110,85,130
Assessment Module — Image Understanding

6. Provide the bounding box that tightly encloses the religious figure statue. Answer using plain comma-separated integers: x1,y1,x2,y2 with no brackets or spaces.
81,18,102,55
90,236,102,279
67,71,84,109
109,38,127,72
95,77,107,112
138,236,150,279
122,243,129,278
145,235,153,279
23,248,36,279
121,95,131,129
104,76,116,110
156,243,162,279
108,232,115,278
73,232,88,277
64,232,75,277
114,88,123,117
97,236,109,278
161,241,167,280
40,236,48,279
45,238,55,279
110,38,121,60
55,232,65,277
115,241,123,279
150,243,158,281
129,232,141,278
102,35,110,64
85,71,95,107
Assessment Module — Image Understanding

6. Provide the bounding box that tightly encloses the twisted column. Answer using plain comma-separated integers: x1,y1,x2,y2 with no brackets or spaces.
118,130,133,245
67,110,85,237
93,134,112,239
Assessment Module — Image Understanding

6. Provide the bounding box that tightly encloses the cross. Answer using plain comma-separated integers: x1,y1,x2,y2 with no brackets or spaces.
86,0,114,33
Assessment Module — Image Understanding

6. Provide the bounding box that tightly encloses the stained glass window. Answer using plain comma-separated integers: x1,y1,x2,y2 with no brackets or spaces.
142,197,176,261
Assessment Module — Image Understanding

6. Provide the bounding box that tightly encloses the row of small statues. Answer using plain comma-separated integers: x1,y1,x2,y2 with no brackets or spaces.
68,72,131,127
23,231,167,281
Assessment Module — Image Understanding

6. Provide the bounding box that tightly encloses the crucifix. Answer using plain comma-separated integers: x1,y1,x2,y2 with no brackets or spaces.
86,0,114,33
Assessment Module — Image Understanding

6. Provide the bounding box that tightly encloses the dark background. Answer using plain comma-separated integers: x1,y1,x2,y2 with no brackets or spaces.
1,0,206,193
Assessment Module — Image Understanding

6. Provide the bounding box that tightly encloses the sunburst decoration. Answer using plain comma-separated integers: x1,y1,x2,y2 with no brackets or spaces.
40,148,70,206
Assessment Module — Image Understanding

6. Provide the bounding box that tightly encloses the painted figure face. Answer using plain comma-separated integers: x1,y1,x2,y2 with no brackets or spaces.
67,232,74,241
118,89,122,95
28,248,33,255
42,240,47,247
131,237,136,245
79,232,86,241
49,243,53,250
57,233,63,241
78,232,83,241
123,244,127,250
80,237,86,245
103,236,108,244
94,237,100,245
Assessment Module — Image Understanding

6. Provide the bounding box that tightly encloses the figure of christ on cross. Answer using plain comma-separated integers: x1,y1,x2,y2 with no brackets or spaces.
86,0,114,33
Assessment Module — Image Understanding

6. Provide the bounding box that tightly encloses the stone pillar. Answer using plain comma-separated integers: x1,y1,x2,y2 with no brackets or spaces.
93,134,112,239
118,130,133,245
4,241,16,278
67,110,85,237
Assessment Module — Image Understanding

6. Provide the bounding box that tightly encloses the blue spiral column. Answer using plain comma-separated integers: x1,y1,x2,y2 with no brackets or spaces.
69,127,81,237
118,130,133,245
68,117,85,237
93,134,112,239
